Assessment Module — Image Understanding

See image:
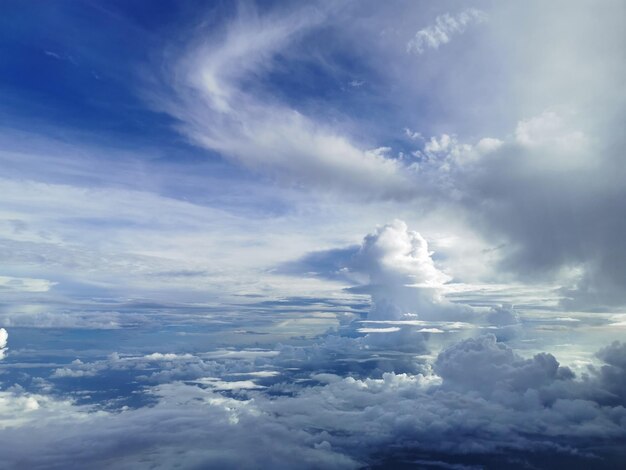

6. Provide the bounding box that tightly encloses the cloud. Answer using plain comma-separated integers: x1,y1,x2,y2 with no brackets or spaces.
435,334,574,395
0,328,7,360
594,341,626,405
348,220,472,324
2,337,625,468
284,220,472,323
515,110,588,152
485,304,521,340
407,9,487,55
0,276,56,293
276,221,479,365
412,108,626,310
156,4,415,199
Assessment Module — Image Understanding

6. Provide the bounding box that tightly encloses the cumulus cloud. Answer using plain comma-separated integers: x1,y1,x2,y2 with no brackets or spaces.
279,219,478,360
276,221,478,366
435,334,574,395
282,220,468,322
407,9,487,55
594,341,626,405
1,337,625,468
349,220,470,323
0,328,7,360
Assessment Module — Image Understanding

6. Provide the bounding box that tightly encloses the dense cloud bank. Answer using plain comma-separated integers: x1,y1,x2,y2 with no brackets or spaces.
0,335,624,469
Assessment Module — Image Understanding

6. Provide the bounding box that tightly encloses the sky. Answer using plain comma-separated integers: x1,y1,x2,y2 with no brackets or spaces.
0,0,625,468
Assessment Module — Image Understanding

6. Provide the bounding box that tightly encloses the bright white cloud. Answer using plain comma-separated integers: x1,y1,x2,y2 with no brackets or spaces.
407,9,487,55
349,220,471,324
0,328,7,360
354,220,450,289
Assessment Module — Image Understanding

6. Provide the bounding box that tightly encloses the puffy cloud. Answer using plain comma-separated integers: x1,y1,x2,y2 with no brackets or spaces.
283,220,469,322
4,337,625,468
435,334,574,396
275,222,479,369
50,367,96,379
486,304,520,327
594,341,626,405
276,221,478,367
0,383,358,469
348,220,471,323
407,9,487,55
354,220,450,289
0,328,7,360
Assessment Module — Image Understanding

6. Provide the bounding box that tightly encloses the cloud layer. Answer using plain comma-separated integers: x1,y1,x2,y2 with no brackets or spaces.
0,334,624,468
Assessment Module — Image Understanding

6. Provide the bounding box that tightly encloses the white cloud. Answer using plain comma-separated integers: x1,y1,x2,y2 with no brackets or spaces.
51,368,96,379
3,336,625,468
407,9,487,55
350,220,470,322
355,220,450,289
143,353,196,361
417,133,503,169
403,128,422,141
158,6,414,199
0,328,7,360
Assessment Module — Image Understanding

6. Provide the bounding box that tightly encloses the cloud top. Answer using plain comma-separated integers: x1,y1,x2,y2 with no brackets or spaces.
0,328,7,360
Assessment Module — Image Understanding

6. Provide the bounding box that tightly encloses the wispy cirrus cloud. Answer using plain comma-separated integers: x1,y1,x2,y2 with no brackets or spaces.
156,5,415,199
407,9,487,55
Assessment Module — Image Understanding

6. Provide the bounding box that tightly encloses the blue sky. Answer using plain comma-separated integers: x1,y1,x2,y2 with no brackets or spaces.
1,1,625,468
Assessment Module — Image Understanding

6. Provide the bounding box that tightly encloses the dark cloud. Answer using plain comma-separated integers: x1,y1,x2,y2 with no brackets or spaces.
446,116,626,310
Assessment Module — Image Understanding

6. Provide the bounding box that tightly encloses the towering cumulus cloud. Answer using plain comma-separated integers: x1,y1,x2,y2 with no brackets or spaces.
0,328,7,360
352,220,459,321
279,221,473,359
